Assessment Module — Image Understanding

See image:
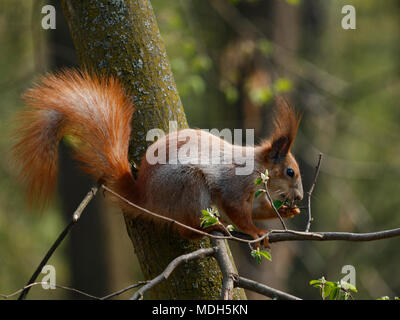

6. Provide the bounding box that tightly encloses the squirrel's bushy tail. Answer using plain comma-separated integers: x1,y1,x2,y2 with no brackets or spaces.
12,69,135,208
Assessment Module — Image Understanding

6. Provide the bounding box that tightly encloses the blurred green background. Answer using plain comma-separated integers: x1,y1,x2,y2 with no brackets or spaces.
0,0,399,299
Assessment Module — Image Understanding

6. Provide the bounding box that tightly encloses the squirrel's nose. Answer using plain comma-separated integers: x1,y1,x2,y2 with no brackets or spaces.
294,190,303,201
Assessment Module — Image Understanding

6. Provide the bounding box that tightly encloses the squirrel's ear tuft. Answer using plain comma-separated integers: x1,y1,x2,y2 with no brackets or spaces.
270,136,290,163
267,97,301,163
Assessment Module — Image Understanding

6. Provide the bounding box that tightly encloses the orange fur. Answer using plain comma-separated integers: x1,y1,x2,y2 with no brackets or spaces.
256,97,302,164
12,69,136,208
271,96,302,151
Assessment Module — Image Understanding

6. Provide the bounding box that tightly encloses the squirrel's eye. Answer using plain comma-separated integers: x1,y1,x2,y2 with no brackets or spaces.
286,168,294,177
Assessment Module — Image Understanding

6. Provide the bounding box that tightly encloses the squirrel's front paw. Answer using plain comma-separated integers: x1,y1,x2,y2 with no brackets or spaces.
251,228,270,249
278,205,301,218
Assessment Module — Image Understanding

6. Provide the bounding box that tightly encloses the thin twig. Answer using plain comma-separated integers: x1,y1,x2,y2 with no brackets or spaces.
100,281,149,300
129,247,217,300
305,153,323,232
72,186,99,222
264,181,287,230
233,275,301,300
2,282,101,300
2,280,149,300
18,186,98,300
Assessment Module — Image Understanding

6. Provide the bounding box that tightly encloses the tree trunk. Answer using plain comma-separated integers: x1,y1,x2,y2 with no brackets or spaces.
61,0,245,299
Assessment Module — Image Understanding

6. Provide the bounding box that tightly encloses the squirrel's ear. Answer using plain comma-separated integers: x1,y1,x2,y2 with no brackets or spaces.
269,136,290,163
266,97,301,163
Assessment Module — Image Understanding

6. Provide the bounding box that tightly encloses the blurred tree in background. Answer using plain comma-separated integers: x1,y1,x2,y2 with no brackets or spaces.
0,0,399,299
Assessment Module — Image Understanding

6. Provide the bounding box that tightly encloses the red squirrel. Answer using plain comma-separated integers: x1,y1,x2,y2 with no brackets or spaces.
12,69,303,245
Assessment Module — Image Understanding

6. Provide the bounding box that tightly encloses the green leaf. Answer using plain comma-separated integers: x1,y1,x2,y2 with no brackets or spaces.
330,287,340,300
200,208,220,229
310,277,357,300
227,224,235,232
200,218,218,229
340,292,350,300
309,280,323,286
250,250,262,264
340,281,358,292
254,178,263,185
273,200,284,210
254,189,265,199
251,248,271,264
259,250,272,261
322,284,332,300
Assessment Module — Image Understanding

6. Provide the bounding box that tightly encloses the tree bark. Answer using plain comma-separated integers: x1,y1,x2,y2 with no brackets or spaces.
61,0,245,299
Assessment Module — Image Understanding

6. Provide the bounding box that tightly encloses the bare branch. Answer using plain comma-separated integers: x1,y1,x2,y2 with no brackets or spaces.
305,153,323,232
129,248,217,300
268,228,400,243
18,186,98,300
233,275,301,300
